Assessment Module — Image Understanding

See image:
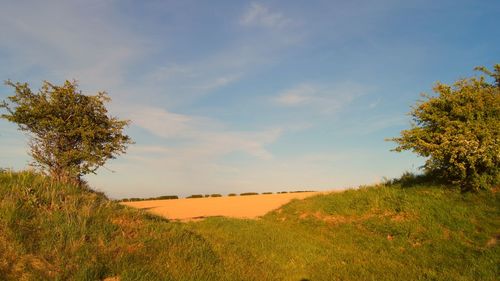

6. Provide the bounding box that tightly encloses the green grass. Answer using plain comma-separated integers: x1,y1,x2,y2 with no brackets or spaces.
1,171,498,280
0,171,221,280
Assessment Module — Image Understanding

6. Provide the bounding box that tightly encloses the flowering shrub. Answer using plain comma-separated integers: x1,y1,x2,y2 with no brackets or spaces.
389,65,500,191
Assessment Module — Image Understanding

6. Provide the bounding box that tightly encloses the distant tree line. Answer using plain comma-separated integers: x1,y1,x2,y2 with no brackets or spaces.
120,190,317,201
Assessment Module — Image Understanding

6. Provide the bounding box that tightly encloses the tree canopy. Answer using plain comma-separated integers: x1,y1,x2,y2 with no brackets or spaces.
389,65,500,191
1,80,133,184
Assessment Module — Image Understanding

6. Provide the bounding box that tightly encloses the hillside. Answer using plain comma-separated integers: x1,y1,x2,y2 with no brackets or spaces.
0,171,498,280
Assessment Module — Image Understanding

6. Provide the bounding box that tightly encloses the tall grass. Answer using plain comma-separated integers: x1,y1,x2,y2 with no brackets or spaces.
1,170,498,280
0,171,222,280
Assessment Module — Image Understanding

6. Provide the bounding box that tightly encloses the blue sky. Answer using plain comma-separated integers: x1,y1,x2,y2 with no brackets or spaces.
0,0,498,198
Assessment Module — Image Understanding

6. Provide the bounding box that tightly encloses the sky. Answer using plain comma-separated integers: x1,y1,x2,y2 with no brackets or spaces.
0,0,498,199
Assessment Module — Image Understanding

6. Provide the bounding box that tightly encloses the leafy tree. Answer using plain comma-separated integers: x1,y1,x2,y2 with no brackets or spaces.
1,80,133,185
389,65,500,191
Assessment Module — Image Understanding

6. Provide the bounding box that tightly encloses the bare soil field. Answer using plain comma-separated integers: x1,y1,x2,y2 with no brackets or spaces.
122,192,325,220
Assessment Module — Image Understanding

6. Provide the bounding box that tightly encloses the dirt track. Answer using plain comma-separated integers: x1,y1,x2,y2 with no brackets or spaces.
122,192,324,220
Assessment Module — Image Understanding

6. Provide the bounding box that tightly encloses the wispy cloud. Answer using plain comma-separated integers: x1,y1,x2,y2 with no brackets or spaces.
125,106,281,160
129,106,203,138
274,84,316,105
368,98,381,109
192,74,241,92
133,3,303,106
337,115,407,136
240,3,292,29
0,0,438,199
145,29,303,106
274,82,369,114
0,1,144,92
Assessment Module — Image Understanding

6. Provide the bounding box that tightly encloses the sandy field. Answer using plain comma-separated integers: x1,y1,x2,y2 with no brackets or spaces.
122,192,325,220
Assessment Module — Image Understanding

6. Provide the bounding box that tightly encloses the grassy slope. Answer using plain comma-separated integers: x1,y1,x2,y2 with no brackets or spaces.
0,171,498,280
0,171,221,280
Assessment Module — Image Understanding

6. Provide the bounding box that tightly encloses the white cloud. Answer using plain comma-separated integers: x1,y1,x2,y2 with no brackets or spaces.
0,1,303,109
0,1,144,93
240,3,291,29
194,75,241,92
86,104,284,198
274,82,369,114
275,83,316,105
0,1,299,198
143,34,301,106
136,3,303,106
124,106,281,160
369,99,381,109
128,106,203,139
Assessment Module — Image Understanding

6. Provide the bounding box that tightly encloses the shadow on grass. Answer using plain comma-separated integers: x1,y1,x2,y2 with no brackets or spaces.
142,212,170,223
384,171,448,188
